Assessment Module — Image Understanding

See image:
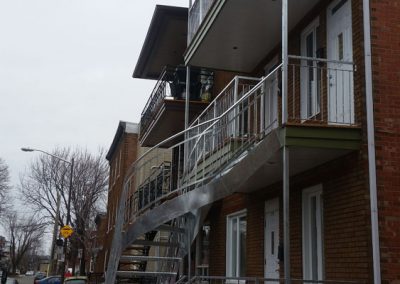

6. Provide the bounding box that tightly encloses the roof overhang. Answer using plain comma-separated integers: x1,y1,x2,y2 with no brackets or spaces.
133,5,188,80
185,0,321,73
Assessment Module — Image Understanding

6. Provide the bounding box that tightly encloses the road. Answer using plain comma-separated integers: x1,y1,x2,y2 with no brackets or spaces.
14,276,33,284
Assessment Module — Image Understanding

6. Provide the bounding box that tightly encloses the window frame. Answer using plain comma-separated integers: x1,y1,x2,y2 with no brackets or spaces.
226,209,247,278
300,17,321,120
302,184,324,281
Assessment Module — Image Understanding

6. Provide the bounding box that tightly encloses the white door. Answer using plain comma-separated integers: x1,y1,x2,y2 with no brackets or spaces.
327,0,354,125
263,58,279,133
265,198,279,282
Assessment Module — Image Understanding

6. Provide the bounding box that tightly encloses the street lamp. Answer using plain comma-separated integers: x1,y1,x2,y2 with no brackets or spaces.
21,147,74,282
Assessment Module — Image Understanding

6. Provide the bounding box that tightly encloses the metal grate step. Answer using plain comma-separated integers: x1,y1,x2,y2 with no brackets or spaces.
120,255,182,262
116,271,177,278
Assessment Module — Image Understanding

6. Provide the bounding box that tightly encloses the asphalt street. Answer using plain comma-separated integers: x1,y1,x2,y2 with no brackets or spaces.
13,276,34,284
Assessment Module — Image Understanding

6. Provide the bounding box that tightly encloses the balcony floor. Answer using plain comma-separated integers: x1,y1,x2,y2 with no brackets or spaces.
140,99,209,148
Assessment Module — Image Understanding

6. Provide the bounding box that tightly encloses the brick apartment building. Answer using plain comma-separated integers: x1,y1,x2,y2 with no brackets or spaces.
95,121,140,274
103,1,400,283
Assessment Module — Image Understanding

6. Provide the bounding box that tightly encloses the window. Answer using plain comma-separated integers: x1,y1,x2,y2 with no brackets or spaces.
302,185,323,281
226,210,247,278
301,18,321,119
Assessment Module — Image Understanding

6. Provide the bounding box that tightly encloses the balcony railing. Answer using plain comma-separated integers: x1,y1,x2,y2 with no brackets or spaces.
188,0,215,43
125,56,356,224
108,57,357,283
140,66,214,138
287,55,356,125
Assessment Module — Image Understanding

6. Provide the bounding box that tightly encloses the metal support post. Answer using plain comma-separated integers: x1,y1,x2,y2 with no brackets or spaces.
282,0,288,125
184,66,191,172
61,158,74,283
233,77,239,136
282,1,290,282
283,146,290,284
49,190,61,275
187,220,191,281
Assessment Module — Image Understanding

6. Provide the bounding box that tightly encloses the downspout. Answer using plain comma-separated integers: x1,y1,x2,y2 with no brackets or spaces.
362,0,381,283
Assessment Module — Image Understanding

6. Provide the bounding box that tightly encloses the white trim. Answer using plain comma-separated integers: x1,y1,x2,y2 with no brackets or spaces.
300,17,320,120
226,209,247,278
264,198,280,281
302,184,324,281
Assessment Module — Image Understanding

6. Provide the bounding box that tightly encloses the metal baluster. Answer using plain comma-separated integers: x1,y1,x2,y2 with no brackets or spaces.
342,68,345,123
321,67,324,123
335,68,338,123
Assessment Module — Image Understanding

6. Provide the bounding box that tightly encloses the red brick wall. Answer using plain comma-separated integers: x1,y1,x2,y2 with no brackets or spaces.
205,0,375,282
100,131,139,271
370,0,400,282
208,194,248,276
207,152,372,282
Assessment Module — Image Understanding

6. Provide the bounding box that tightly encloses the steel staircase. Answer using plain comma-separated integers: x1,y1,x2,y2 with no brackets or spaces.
106,66,283,284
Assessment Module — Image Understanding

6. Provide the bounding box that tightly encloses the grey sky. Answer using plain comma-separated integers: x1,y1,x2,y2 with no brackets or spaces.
0,0,186,187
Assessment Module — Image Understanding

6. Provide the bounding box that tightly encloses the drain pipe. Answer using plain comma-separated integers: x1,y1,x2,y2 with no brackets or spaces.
363,0,381,283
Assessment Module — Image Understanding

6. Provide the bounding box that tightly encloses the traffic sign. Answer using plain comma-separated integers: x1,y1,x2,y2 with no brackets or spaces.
60,225,74,239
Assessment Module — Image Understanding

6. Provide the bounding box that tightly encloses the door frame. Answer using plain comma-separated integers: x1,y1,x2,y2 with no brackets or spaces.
327,0,354,125
264,198,280,280
300,17,320,121
302,184,324,281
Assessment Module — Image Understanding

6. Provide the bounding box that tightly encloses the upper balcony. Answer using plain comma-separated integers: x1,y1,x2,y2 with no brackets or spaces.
188,0,215,43
139,66,214,147
185,0,322,72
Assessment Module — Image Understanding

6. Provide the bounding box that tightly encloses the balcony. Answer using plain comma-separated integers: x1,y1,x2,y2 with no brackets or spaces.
107,57,361,283
139,66,214,147
125,55,359,227
185,0,321,72
188,0,215,43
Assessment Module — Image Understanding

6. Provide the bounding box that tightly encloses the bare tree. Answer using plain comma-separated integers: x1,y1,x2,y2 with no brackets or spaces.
19,147,109,273
1,212,45,274
0,158,11,215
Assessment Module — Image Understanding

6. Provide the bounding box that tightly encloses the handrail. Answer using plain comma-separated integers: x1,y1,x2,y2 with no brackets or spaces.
288,54,354,66
190,75,261,127
140,65,170,117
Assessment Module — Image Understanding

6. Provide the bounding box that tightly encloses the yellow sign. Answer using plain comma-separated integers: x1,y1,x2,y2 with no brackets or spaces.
60,225,74,239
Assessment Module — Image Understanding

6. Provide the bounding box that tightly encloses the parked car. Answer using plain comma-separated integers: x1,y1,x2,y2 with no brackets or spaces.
63,276,87,284
33,272,46,283
25,271,34,276
36,276,61,284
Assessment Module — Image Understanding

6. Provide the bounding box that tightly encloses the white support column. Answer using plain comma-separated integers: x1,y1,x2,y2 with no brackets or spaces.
282,0,288,125
282,1,290,284
283,146,290,284
184,65,191,171
185,66,191,131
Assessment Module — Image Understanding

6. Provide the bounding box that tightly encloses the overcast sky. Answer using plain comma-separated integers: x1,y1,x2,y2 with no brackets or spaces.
0,0,186,239
0,0,186,186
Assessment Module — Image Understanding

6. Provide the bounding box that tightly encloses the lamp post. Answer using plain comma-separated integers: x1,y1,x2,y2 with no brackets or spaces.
21,147,74,281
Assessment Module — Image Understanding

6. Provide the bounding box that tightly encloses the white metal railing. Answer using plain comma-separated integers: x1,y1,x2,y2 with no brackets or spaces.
140,66,214,140
126,56,356,222
188,0,215,43
108,57,358,283
122,65,281,227
287,55,356,125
